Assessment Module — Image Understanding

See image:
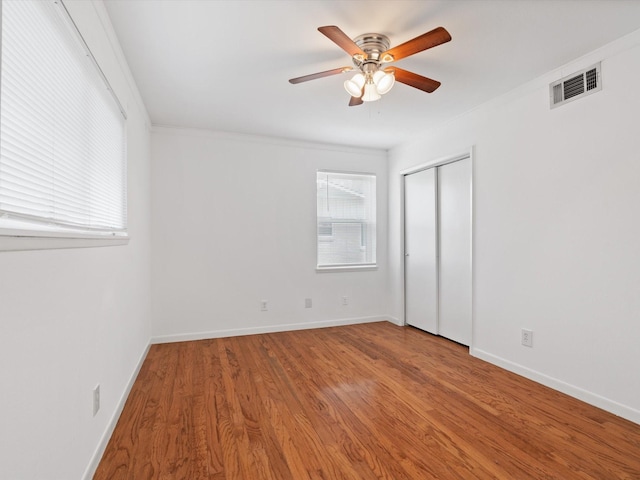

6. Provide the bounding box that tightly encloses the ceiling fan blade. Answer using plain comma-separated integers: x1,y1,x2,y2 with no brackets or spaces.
381,27,451,63
289,67,352,84
386,67,441,93
318,26,366,58
349,96,363,107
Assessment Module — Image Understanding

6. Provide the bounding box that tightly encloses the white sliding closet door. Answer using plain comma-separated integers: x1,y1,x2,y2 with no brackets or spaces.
404,168,438,334
404,156,472,345
438,158,472,345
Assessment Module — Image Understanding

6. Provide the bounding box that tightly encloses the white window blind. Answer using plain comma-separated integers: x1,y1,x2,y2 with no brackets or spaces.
0,0,127,235
317,171,376,268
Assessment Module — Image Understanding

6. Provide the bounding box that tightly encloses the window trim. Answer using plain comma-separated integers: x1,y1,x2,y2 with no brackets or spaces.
0,234,129,252
316,264,378,273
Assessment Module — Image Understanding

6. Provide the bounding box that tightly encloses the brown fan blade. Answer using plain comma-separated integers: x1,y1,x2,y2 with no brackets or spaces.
349,96,363,107
318,26,365,58
381,27,451,63
386,67,441,93
289,67,352,84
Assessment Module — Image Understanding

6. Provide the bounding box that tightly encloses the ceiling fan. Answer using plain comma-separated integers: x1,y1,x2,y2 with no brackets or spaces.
289,25,451,106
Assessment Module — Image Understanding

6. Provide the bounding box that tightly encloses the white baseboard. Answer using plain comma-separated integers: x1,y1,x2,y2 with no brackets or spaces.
151,315,393,344
385,316,404,326
82,342,151,480
471,347,640,426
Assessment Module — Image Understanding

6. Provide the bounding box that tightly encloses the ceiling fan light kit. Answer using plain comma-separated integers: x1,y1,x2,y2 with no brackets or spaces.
289,25,451,106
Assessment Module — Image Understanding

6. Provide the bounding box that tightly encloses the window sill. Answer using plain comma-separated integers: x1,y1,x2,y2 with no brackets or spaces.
0,231,129,252
316,265,378,273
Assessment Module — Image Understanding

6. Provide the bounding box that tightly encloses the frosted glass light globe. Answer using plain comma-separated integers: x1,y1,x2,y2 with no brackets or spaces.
373,70,395,95
344,73,365,97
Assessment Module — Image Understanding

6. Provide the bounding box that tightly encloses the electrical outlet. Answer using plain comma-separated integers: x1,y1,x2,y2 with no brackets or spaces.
93,384,100,416
305,298,312,308
260,300,268,311
341,296,348,306
521,329,533,347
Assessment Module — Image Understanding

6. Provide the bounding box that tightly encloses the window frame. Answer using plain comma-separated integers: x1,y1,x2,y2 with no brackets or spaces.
316,170,377,272
0,0,128,251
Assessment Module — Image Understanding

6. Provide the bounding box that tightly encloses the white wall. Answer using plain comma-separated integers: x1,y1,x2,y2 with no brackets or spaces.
151,127,390,341
389,30,640,423
0,2,152,479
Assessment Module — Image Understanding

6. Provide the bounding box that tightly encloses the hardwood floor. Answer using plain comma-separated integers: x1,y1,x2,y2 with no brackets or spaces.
94,322,640,479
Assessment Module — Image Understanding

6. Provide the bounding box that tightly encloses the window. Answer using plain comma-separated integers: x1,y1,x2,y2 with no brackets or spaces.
317,171,376,269
0,0,127,241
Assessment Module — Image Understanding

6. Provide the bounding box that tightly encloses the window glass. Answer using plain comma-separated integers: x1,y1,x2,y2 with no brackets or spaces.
317,171,376,268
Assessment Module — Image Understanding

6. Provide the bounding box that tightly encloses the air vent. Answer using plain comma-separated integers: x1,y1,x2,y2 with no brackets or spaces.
550,62,601,109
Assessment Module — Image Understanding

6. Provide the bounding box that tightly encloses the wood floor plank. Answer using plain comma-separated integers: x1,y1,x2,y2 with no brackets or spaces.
265,331,404,479
94,322,640,479
247,335,341,480
331,327,562,478
313,328,500,479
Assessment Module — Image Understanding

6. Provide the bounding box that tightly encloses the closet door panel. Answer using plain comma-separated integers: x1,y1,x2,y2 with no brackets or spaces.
404,168,438,334
438,158,472,345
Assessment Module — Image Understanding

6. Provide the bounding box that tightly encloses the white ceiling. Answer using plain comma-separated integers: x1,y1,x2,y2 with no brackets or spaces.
104,0,640,150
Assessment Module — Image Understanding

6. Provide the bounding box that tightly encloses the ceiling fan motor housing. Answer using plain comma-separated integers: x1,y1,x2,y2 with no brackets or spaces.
352,33,391,67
